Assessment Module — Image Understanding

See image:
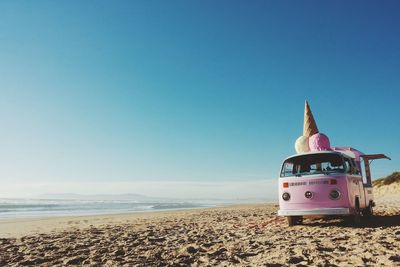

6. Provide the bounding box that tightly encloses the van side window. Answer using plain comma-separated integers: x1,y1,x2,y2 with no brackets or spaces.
344,158,352,174
350,159,361,175
344,158,361,175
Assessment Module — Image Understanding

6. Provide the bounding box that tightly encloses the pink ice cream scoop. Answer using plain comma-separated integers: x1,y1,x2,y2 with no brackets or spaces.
309,133,331,151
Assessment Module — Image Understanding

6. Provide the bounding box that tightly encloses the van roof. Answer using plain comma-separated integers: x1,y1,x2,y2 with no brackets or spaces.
284,151,343,162
284,149,362,162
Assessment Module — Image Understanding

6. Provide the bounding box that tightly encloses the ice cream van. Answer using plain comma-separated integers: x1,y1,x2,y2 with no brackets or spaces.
277,147,390,226
278,101,390,226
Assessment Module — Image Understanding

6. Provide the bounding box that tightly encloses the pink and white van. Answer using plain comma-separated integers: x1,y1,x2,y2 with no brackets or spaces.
278,146,390,226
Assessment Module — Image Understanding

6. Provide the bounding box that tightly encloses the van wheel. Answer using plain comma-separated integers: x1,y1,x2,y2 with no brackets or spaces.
352,199,362,226
288,216,295,226
287,216,302,226
363,201,374,218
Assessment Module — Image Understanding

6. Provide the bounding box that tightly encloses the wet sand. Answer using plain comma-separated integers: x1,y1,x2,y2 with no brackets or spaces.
1,203,400,266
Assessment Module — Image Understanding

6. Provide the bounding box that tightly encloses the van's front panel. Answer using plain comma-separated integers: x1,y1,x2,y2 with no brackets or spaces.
278,174,352,216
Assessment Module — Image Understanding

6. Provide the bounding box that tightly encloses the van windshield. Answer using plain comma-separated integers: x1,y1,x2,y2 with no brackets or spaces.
280,153,345,177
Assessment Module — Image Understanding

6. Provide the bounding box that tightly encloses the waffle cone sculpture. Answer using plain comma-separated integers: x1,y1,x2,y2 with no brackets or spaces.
303,100,319,137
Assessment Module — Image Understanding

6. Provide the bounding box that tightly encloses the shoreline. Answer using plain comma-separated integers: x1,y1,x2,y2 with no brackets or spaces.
0,203,274,238
0,198,275,220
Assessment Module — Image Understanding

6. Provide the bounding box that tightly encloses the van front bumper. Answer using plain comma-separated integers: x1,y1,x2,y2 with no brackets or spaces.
278,208,351,216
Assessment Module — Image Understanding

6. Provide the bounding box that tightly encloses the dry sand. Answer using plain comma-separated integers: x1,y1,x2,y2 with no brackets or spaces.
374,182,400,207
1,202,400,266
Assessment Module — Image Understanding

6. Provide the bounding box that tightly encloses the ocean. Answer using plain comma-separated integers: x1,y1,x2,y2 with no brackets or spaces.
0,198,220,219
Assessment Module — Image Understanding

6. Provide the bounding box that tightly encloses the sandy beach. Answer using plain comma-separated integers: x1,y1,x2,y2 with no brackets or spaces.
1,202,400,266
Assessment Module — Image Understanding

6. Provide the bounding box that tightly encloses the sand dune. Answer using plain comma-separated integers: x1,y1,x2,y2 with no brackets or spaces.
1,202,400,266
374,183,400,207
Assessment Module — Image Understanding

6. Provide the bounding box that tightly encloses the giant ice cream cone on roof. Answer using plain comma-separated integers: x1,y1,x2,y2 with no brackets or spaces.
295,101,331,153
295,100,324,153
303,100,319,137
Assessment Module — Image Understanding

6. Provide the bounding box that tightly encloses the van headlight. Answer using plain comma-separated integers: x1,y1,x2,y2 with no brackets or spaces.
329,189,341,200
305,191,313,199
282,192,290,201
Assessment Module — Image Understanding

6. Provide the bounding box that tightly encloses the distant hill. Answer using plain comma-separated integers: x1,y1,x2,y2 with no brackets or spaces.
373,172,400,187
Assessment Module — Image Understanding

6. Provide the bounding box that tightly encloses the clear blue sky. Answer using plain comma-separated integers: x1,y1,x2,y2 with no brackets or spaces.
0,1,399,196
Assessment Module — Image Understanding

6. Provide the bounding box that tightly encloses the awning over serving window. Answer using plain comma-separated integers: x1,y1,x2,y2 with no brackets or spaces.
361,154,391,161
